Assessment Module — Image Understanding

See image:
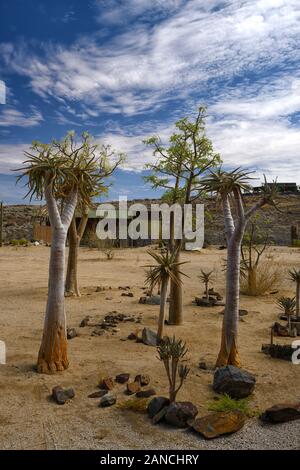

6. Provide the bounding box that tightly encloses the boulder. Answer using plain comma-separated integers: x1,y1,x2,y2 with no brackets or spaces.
135,374,150,386
126,382,141,395
67,327,78,340
115,373,130,384
52,386,75,405
99,393,116,407
213,365,256,399
164,401,198,428
121,292,134,297
139,295,161,305
260,403,300,423
142,328,158,346
99,377,114,390
152,406,169,425
79,316,90,327
273,322,289,337
136,389,156,398
147,396,170,418
190,411,245,439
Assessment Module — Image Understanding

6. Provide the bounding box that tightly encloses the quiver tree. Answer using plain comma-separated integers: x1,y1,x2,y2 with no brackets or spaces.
289,268,300,319
17,132,123,373
200,169,277,367
144,106,220,326
157,336,190,402
240,213,272,295
64,138,123,296
145,248,187,341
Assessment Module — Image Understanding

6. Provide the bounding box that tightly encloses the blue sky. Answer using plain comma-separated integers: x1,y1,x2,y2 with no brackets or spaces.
0,0,300,204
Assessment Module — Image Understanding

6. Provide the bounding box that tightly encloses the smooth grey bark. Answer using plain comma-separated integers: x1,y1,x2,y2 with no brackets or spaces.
157,278,169,341
37,184,77,374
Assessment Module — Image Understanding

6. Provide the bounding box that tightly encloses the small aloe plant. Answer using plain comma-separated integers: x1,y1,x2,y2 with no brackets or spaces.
276,296,296,334
199,270,214,300
157,336,190,403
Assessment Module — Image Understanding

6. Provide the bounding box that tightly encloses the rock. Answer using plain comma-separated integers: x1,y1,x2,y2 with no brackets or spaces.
99,393,116,407
152,406,169,425
268,344,294,361
135,374,150,386
128,332,138,340
126,382,141,395
67,327,78,339
273,322,289,337
147,396,170,418
52,386,75,405
116,373,130,384
165,402,198,428
99,377,114,390
213,365,256,399
105,296,113,301
88,390,108,398
260,403,300,423
139,295,161,305
195,296,215,307
199,361,207,370
142,328,158,346
190,411,245,439
96,286,106,292
79,316,90,327
136,388,156,398
121,292,134,297
91,327,105,336
64,388,75,399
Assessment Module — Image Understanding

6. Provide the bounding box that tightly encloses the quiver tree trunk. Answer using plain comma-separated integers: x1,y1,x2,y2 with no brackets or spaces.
168,239,183,325
37,226,69,373
157,278,169,341
65,209,89,297
65,217,80,296
37,184,77,374
216,240,241,367
296,282,300,318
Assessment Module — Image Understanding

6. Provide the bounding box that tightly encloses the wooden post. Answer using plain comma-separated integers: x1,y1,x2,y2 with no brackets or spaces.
0,201,3,247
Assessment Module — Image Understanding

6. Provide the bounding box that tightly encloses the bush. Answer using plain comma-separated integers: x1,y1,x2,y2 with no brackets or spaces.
10,238,28,246
208,394,257,417
116,398,149,412
292,240,300,247
240,255,283,296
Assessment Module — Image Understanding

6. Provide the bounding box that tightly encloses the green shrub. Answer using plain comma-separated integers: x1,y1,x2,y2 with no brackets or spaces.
208,394,257,417
292,240,300,247
9,238,28,246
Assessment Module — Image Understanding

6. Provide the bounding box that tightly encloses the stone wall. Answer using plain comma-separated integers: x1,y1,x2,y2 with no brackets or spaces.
2,205,41,242
1,195,300,246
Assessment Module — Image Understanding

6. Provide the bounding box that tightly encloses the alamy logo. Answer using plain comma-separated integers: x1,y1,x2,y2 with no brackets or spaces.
0,340,6,364
96,197,204,250
0,80,6,104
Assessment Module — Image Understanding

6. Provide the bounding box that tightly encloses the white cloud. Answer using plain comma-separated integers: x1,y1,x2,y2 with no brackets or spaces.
0,106,43,127
2,0,300,115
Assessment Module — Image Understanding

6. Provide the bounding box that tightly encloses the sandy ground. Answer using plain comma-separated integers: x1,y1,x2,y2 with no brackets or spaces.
0,244,299,450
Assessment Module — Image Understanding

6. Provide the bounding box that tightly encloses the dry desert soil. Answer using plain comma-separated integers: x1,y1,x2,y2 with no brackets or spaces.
0,245,299,450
